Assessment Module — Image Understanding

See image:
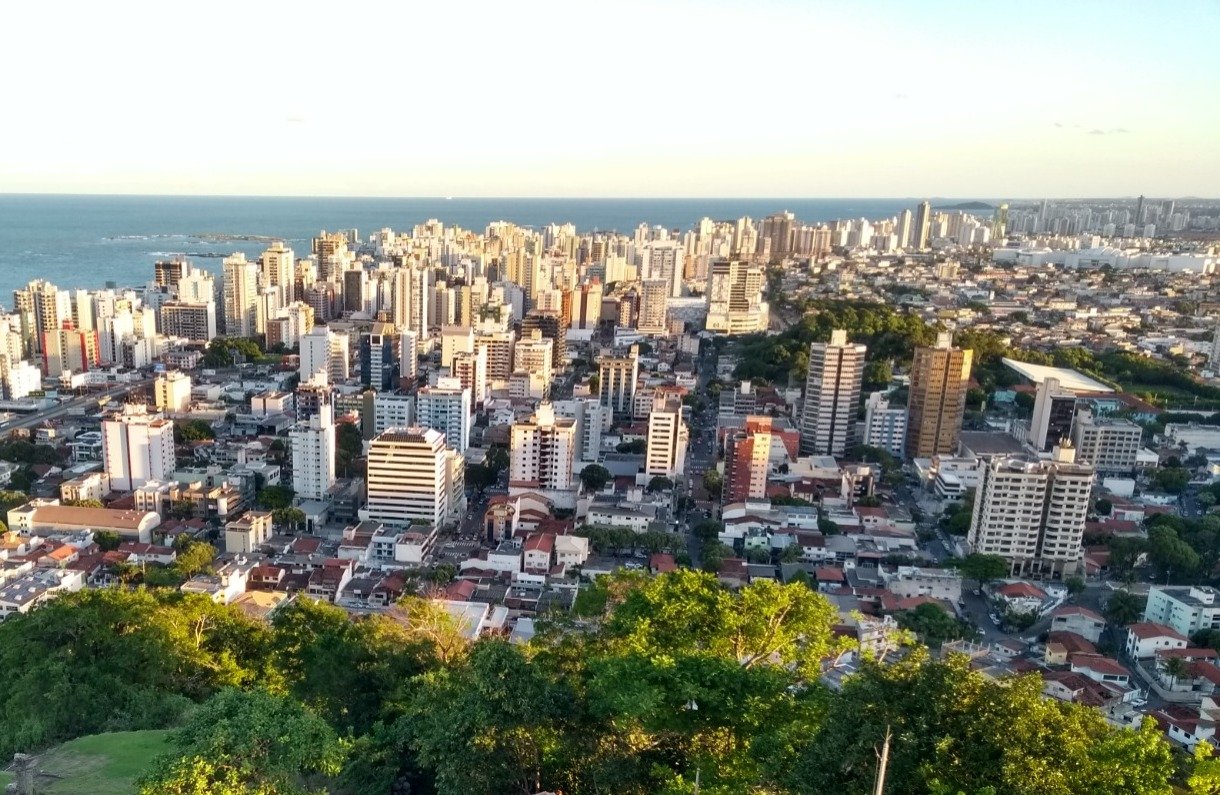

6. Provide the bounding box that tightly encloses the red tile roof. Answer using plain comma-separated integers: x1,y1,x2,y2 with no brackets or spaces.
1127,622,1188,641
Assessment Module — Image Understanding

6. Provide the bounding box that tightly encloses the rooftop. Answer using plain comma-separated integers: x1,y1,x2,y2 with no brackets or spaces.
1000,358,1114,393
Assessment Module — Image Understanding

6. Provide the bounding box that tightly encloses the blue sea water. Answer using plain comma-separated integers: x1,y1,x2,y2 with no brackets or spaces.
0,194,919,307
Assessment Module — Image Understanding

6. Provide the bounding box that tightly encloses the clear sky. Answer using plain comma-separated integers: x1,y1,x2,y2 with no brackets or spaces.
4,0,1217,198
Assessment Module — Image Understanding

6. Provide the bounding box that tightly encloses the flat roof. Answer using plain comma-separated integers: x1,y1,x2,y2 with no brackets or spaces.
1001,358,1113,393
958,431,1028,457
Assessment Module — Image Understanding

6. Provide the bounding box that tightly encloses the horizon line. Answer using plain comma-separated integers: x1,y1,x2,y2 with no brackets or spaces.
0,192,1211,202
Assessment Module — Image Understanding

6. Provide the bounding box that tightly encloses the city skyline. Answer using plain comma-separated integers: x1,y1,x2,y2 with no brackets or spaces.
4,0,1217,197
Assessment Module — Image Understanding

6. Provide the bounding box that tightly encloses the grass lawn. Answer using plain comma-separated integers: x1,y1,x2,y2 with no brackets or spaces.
37,729,171,794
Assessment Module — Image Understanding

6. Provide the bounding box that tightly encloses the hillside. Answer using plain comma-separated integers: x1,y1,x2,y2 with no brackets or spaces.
9,730,169,794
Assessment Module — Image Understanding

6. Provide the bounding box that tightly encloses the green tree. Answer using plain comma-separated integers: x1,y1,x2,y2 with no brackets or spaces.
272,599,438,736
406,641,570,795
1151,467,1191,494
172,539,217,579
94,529,122,551
174,420,216,444
896,603,971,649
0,589,273,757
65,498,104,508
257,485,296,510
647,476,674,493
702,469,723,499
580,464,612,492
817,517,840,535
465,463,495,492
617,439,647,454
1105,590,1147,627
1065,575,1086,597
272,507,306,533
336,423,363,478
170,499,196,520
954,553,1009,588
138,688,345,795
788,651,1175,795
1095,498,1113,516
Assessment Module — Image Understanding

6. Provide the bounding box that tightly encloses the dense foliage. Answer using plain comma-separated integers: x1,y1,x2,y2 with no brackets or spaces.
0,572,1199,794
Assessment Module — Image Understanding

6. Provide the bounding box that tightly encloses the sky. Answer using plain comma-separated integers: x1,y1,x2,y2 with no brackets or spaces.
2,0,1218,198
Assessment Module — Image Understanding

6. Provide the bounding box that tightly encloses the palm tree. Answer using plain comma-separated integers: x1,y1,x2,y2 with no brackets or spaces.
1164,655,1190,690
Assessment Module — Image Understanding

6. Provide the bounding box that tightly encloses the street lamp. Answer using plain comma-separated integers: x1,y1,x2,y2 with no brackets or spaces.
684,699,701,793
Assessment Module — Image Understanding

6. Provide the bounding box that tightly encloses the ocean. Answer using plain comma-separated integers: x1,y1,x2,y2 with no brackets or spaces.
0,194,919,306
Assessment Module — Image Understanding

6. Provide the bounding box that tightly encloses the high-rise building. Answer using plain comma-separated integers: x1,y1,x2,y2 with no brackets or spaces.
359,322,400,391
896,209,913,249
861,392,907,459
799,329,866,456
13,280,70,356
598,345,639,419
291,394,336,501
571,279,604,329
1028,377,1077,452
364,426,460,528
967,444,1093,577
705,259,768,335
371,393,415,438
42,322,100,376
260,241,294,304
299,326,350,385
637,280,670,334
553,397,606,463
416,376,472,453
222,253,259,337
452,348,488,407
522,309,566,370
509,402,576,492
1070,409,1142,474
645,393,688,478
154,259,186,290
759,212,795,258
476,330,515,385
400,329,419,383
913,201,933,249
154,371,191,414
101,404,175,491
906,332,972,459
640,240,685,297
159,302,217,343
725,416,781,503
511,330,553,400
440,325,475,369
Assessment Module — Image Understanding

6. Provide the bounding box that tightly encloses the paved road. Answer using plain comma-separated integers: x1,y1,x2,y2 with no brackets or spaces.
0,379,153,434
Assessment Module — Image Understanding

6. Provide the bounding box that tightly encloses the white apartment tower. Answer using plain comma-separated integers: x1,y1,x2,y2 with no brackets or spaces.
101,404,176,491
645,394,689,478
400,330,419,382
861,392,907,459
1071,408,1143,473
513,329,553,399
598,345,639,419
291,396,337,501
704,259,768,335
260,241,294,304
364,426,459,528
416,377,472,453
800,330,866,456
967,444,1094,577
509,402,577,492
452,348,488,407
299,326,350,385
154,371,191,414
637,280,670,334
222,253,260,337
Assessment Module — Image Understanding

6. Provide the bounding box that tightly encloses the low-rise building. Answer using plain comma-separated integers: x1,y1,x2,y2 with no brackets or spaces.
1125,622,1189,660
